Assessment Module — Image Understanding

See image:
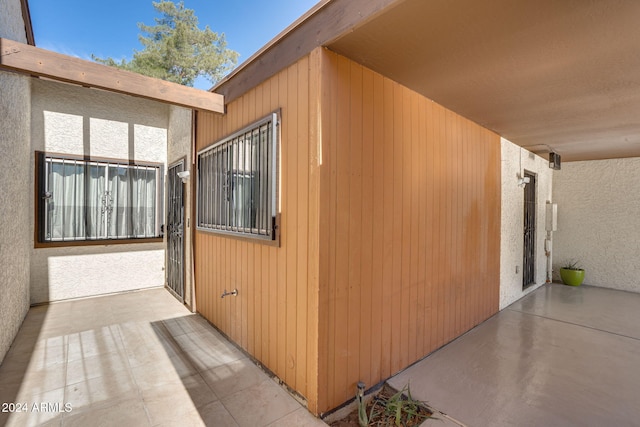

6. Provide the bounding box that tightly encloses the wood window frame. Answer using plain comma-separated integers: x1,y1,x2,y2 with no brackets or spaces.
34,151,164,248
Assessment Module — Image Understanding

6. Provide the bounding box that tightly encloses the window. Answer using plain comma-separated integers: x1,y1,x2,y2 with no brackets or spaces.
37,153,163,243
197,112,278,241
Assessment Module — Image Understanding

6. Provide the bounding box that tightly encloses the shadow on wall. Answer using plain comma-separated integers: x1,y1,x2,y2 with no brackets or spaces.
31,243,166,305
30,80,169,306
38,110,168,162
32,76,169,165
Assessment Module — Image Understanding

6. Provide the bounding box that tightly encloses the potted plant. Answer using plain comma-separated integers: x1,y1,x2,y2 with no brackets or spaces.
559,260,585,286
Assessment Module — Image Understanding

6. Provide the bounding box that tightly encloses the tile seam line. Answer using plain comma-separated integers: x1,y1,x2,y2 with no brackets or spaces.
218,376,294,427
265,405,307,427
505,308,640,342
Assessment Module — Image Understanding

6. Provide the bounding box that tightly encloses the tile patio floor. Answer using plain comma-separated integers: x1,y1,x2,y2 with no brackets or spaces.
390,283,640,427
0,288,327,427
3,283,639,427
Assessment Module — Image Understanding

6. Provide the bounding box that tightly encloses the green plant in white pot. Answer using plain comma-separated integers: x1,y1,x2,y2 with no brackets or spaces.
559,260,585,286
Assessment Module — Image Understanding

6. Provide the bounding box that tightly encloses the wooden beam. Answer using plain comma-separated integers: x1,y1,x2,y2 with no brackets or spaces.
0,38,224,114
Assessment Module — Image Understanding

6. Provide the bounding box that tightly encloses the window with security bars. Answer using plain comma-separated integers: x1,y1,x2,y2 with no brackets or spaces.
197,112,278,241
37,153,163,243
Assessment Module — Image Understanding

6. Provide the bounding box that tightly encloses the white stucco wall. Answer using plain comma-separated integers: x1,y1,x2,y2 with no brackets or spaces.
167,106,193,308
30,79,169,304
30,246,167,303
500,138,554,309
0,0,32,362
0,0,27,41
553,158,640,292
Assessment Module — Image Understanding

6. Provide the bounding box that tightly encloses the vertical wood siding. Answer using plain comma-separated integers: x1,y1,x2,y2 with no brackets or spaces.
316,49,501,412
195,47,501,415
194,51,322,411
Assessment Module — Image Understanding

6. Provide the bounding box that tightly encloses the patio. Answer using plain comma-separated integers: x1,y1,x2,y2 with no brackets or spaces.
390,283,640,426
2,284,639,426
0,288,326,427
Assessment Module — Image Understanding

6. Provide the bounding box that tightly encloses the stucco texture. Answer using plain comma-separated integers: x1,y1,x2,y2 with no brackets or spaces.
0,1,31,363
500,138,553,309
167,106,193,307
0,72,31,363
553,158,640,292
29,244,166,303
0,0,28,43
30,79,170,304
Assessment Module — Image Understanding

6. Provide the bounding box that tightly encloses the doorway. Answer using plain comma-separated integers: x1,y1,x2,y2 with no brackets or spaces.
523,171,536,289
167,160,185,302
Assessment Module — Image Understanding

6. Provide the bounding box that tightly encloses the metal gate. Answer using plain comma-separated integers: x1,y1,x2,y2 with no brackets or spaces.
167,161,185,302
523,171,536,289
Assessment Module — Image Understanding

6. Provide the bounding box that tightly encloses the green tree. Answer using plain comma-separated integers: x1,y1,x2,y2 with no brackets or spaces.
93,1,238,86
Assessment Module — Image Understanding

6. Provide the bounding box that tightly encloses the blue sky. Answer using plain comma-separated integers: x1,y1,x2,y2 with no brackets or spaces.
29,0,319,89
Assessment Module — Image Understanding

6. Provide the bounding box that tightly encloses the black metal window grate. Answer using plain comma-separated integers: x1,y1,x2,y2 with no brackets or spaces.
196,112,278,241
38,153,163,242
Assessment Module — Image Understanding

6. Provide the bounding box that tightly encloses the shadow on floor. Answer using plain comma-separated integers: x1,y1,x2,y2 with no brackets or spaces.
149,314,325,426
0,288,323,426
0,304,60,426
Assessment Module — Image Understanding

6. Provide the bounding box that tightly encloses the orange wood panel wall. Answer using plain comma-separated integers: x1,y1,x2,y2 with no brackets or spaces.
315,49,501,413
195,46,501,415
194,50,322,411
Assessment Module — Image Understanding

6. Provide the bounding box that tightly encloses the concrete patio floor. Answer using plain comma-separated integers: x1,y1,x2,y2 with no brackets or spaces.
0,288,326,427
389,283,640,427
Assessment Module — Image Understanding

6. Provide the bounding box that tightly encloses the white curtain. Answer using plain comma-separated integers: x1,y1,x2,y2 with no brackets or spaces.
85,165,106,239
108,165,156,238
109,165,130,238
48,160,87,240
45,159,157,241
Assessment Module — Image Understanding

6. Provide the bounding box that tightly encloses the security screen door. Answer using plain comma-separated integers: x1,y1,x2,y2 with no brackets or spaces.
167,161,185,302
523,171,536,289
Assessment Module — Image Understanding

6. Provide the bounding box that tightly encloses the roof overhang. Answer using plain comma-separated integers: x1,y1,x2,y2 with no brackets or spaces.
219,0,640,162
327,0,640,161
212,0,403,102
0,38,224,114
